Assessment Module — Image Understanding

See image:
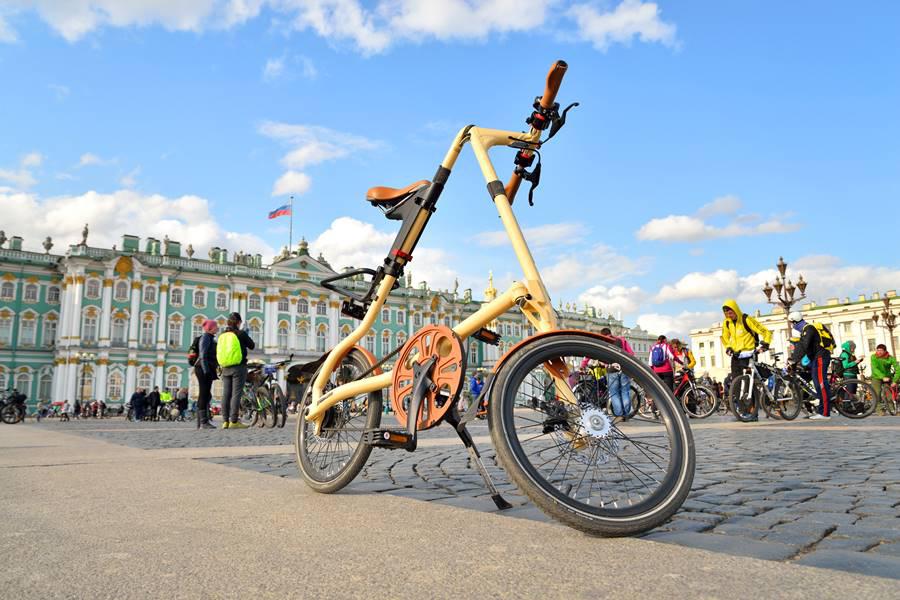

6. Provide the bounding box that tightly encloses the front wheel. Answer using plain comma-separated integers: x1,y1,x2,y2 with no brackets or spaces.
295,348,383,494
833,380,877,419
1,404,21,424
728,375,757,422
681,385,717,419
273,385,287,428
774,376,801,420
489,334,695,536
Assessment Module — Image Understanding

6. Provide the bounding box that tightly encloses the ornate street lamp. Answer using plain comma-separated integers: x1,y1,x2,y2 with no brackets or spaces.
872,295,898,356
762,256,808,336
76,351,96,416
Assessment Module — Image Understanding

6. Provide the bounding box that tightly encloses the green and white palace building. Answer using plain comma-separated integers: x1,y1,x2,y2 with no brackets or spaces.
0,231,655,409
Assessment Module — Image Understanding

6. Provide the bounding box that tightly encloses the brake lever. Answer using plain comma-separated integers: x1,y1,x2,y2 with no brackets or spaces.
547,102,579,141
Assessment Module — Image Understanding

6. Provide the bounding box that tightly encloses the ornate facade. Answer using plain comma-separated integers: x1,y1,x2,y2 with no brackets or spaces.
0,233,654,407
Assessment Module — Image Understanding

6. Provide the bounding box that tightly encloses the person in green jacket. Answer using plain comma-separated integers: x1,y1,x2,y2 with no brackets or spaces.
871,344,900,411
839,341,862,378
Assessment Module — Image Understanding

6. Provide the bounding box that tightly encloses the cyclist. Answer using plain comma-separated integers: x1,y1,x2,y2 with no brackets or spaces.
788,311,836,421
649,335,682,390
870,344,899,413
670,339,697,413
838,341,862,393
721,299,771,421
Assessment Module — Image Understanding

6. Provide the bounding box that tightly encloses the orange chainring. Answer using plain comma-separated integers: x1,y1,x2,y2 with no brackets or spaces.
391,325,466,430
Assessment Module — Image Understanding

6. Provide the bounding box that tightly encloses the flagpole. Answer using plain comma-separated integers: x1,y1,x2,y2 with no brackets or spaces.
289,195,293,252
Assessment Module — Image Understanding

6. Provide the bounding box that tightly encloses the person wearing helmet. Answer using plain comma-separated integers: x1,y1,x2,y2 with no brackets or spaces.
788,311,837,420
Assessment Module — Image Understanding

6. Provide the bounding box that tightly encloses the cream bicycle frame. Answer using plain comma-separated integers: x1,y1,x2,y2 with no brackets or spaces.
305,125,569,431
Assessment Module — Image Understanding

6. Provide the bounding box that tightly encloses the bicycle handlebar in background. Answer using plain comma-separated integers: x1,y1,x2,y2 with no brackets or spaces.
505,60,568,204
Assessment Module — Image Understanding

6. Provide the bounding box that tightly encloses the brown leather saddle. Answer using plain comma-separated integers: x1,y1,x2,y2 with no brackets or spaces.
366,180,430,216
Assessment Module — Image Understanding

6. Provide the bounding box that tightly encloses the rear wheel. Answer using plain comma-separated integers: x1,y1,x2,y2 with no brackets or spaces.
258,388,277,428
295,348,383,494
1,404,20,424
833,380,877,419
489,334,694,536
239,387,258,427
774,376,801,420
273,385,287,427
681,386,717,419
885,386,898,416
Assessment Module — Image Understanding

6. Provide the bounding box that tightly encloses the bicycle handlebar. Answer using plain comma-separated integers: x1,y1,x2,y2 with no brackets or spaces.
505,59,569,204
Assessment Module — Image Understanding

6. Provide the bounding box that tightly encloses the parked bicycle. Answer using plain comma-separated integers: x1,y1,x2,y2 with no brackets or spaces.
240,355,294,428
728,350,800,421
1,390,27,424
674,368,718,419
787,362,877,419
877,378,899,415
294,60,695,537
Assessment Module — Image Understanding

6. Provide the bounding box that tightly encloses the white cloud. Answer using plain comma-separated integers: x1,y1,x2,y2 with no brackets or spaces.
0,152,43,189
78,152,115,167
578,284,646,317
120,166,141,187
272,170,311,196
541,243,650,291
567,0,677,51
696,194,741,218
262,56,285,82
636,215,802,242
259,121,380,169
638,310,720,339
0,188,274,258
310,216,460,290
655,269,741,303
473,222,587,248
2,1,680,56
21,152,43,167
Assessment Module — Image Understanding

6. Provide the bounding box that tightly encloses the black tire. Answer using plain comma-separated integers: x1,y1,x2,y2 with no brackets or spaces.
833,380,877,419
774,376,801,420
885,386,898,416
728,375,756,422
273,386,287,428
1,404,20,424
240,388,258,426
295,348,383,494
681,385,717,419
489,334,695,537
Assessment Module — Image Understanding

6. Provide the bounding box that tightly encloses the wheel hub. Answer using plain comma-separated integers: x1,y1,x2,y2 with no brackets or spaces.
579,407,611,439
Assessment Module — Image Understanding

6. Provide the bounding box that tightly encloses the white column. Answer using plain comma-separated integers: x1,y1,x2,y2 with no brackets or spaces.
52,361,65,402
289,300,297,350
68,272,85,342
64,361,78,404
154,355,164,389
264,288,278,354
156,277,169,350
56,278,71,350
328,295,339,346
98,270,113,345
128,275,142,347
125,358,137,398
96,357,109,403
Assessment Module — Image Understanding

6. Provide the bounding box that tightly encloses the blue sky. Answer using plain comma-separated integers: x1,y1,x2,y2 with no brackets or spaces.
1,1,898,337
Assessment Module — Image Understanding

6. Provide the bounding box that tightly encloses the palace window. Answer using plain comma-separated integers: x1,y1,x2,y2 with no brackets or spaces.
19,317,36,345
0,315,12,345
168,319,183,347
166,371,181,391
143,285,157,304
39,372,53,401
278,297,290,312
43,318,57,347
249,320,262,345
140,317,155,346
192,320,203,340
382,308,391,323
47,286,60,303
469,342,478,364
248,294,262,311
23,283,38,302
316,302,327,316
16,372,33,399
79,369,93,400
297,322,309,350
0,370,6,389
382,330,392,353
82,314,98,343
298,299,309,314
0,282,14,300
111,317,127,346
365,332,375,353
396,331,407,350
278,325,289,351
169,288,183,306
340,325,351,340
429,314,437,325
443,316,451,328
396,310,405,325
414,313,422,327
85,279,101,299
316,327,327,352
193,290,206,307
137,369,153,391
216,293,228,311
114,281,129,301
107,371,124,402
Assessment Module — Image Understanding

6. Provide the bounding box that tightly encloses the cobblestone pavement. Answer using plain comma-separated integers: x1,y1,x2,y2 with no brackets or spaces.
32,415,900,580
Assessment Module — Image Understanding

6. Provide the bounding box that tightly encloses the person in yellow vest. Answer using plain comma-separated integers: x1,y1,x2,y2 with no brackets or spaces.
788,311,836,420
216,312,256,429
670,339,696,370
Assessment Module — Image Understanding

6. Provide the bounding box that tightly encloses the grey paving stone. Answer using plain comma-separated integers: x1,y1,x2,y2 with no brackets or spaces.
710,525,768,540
870,542,900,558
796,549,900,580
832,525,900,542
852,516,900,529
763,531,824,547
791,512,859,527
814,537,878,552
647,532,799,561
662,519,716,533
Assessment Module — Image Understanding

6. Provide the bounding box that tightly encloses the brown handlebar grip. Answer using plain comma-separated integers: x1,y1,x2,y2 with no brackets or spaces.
540,60,568,109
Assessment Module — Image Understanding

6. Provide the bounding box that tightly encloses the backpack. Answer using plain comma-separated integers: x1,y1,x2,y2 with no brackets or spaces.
742,314,760,346
187,335,201,367
216,330,243,367
807,322,836,353
650,344,667,367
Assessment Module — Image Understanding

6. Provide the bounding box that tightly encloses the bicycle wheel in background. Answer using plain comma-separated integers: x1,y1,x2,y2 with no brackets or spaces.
627,382,644,419
296,348,383,494
257,387,277,428
681,386,717,419
773,376,801,420
1,404,20,424
239,390,258,427
833,380,877,419
490,333,695,537
885,386,898,416
273,385,288,427
728,375,756,422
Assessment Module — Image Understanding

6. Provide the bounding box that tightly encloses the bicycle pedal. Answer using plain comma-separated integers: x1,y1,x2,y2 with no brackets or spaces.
364,429,415,451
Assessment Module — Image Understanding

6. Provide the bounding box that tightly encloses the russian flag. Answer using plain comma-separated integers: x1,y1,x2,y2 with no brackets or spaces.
268,204,292,219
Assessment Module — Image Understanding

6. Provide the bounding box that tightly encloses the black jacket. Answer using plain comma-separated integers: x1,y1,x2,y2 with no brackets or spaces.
197,332,218,378
147,391,160,406
790,323,829,363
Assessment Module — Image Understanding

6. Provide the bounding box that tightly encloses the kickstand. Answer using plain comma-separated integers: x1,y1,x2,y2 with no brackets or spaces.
445,406,512,510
